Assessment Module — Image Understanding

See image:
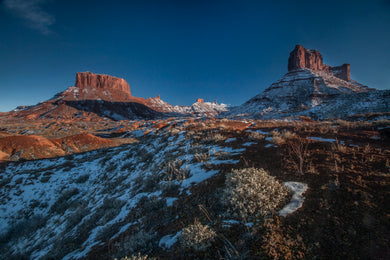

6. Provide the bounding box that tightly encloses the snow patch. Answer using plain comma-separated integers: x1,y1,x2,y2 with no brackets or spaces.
279,182,308,217
307,137,337,143
225,138,236,143
159,231,182,249
166,197,178,207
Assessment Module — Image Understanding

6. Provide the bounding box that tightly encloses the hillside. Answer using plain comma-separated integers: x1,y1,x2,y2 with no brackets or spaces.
228,45,389,120
0,118,389,259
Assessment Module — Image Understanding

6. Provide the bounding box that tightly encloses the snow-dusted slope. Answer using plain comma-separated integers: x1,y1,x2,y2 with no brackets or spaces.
227,69,388,119
0,129,243,259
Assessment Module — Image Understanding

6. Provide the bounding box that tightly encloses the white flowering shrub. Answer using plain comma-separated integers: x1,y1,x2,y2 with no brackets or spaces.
223,168,290,220
179,222,217,251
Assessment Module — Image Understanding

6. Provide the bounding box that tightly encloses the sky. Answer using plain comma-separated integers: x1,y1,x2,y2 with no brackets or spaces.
0,0,390,112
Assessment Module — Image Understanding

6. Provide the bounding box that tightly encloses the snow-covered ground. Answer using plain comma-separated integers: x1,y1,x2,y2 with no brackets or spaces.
0,129,245,259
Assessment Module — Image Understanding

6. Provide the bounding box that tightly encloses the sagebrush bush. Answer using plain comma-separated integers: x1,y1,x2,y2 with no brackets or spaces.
114,229,157,256
223,168,290,220
203,133,227,143
164,160,190,181
248,131,266,141
179,222,217,251
272,130,296,145
193,152,209,163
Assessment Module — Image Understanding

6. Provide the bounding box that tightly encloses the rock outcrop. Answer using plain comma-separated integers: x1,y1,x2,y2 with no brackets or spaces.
64,72,133,102
288,45,350,81
1,71,227,121
227,44,388,120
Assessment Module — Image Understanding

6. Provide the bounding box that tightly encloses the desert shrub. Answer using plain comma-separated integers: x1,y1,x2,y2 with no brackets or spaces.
159,181,179,196
98,197,125,224
40,175,51,183
74,174,89,183
134,196,165,219
96,222,122,242
203,133,227,143
50,188,80,214
223,168,290,220
0,214,48,246
114,229,157,256
14,177,24,185
164,160,190,181
0,176,12,188
272,130,296,145
194,152,209,163
138,148,155,165
28,199,41,209
169,128,181,135
99,154,112,167
62,159,76,171
105,162,118,173
248,131,266,141
65,205,90,230
132,174,161,194
121,161,135,172
179,221,217,251
212,150,231,160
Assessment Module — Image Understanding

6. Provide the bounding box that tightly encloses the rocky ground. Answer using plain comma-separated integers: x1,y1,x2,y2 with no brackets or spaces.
0,118,389,259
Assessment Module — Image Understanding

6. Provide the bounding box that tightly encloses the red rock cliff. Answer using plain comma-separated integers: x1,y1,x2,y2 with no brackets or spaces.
288,45,350,81
74,72,132,101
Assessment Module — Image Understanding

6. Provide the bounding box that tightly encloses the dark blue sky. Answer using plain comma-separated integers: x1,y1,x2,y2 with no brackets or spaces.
1,0,390,112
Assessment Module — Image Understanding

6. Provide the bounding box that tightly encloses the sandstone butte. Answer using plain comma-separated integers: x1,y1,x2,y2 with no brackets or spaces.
65,71,133,102
288,44,351,81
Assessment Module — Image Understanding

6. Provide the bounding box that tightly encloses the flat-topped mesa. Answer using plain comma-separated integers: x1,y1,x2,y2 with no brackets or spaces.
288,45,350,81
74,71,132,102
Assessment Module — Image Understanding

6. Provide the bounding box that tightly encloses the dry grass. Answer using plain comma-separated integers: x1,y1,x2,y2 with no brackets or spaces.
272,130,297,145
261,218,306,260
332,142,348,153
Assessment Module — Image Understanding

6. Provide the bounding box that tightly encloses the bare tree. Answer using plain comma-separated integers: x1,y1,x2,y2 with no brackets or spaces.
286,137,310,174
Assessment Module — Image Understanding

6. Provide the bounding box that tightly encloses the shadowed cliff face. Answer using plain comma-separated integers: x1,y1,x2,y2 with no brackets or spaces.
63,100,173,120
288,45,350,81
